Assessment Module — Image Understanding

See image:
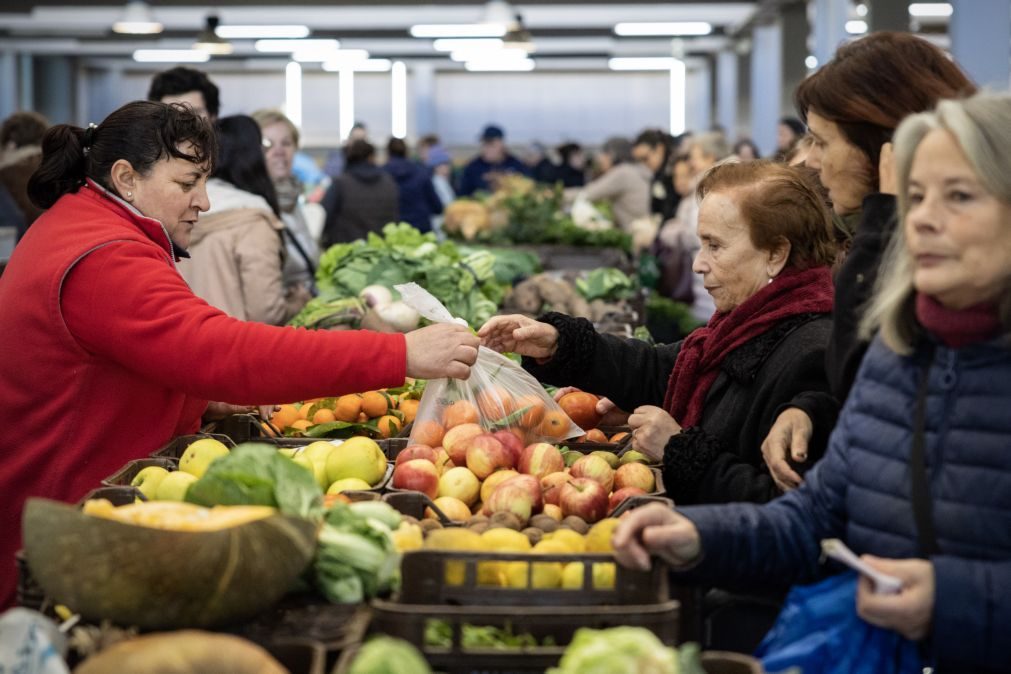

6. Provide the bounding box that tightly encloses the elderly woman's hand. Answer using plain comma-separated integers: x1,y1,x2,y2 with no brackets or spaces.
856,556,935,641
611,503,702,571
627,405,682,461
760,407,812,491
552,387,630,425
478,315,559,360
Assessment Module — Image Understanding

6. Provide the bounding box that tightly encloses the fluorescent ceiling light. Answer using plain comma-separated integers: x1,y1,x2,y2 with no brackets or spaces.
614,22,712,37
450,47,529,62
909,3,952,17
855,4,869,17
113,0,163,34
465,59,535,71
845,20,868,34
133,49,209,63
669,58,686,135
433,38,503,51
285,61,302,128
216,25,310,39
255,38,339,53
608,56,678,71
391,61,407,139
294,47,367,63
339,68,354,141
410,24,507,39
323,58,392,73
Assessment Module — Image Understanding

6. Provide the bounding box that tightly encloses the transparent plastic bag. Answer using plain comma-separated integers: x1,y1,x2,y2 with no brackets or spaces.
396,283,583,464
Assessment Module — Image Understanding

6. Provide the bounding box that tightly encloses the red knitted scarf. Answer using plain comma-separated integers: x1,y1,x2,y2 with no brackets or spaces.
915,293,1000,348
662,265,835,427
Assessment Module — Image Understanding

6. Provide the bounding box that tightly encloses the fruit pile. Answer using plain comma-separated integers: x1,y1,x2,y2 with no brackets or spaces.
281,437,389,496
130,437,231,501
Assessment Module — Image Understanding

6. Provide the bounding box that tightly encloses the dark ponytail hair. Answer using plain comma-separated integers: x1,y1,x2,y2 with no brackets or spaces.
27,100,217,210
212,115,281,218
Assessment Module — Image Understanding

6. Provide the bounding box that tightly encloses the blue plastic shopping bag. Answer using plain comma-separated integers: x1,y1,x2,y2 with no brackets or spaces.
755,572,922,674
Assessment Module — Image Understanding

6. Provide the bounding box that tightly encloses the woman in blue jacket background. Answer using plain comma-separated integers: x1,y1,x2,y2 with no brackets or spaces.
612,92,1011,673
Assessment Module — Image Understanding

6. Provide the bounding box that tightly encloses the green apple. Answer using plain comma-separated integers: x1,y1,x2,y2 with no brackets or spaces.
178,438,230,478
327,478,372,494
326,437,387,487
590,450,620,469
619,450,650,466
130,466,170,500
154,471,198,501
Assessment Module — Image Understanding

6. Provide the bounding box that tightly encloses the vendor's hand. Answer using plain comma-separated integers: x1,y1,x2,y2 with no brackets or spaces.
627,405,681,461
856,556,935,641
405,323,480,380
878,142,897,196
204,401,257,421
760,407,812,492
612,503,701,571
478,314,559,360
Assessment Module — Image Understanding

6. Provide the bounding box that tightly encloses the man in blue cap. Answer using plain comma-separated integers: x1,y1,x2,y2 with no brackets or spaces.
457,123,530,196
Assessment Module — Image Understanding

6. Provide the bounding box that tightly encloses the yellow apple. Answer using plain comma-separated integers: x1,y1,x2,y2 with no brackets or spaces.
130,466,170,500
178,438,230,478
326,437,387,487
154,471,198,501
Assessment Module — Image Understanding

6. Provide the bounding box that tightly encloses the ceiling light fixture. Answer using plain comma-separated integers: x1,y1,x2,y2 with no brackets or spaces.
194,15,234,55
614,22,712,37
908,3,953,17
608,56,678,71
215,25,310,39
502,12,535,53
255,38,340,53
845,20,868,34
113,0,163,35
133,49,209,63
410,23,506,38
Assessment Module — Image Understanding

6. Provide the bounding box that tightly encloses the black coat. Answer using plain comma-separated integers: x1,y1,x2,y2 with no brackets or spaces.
320,163,400,248
525,311,834,506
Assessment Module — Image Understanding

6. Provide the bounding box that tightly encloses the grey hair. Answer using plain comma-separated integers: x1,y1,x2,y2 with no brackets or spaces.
600,136,633,164
688,131,731,162
860,92,1011,354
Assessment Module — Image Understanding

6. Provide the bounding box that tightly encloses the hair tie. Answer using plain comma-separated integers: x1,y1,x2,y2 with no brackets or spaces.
82,123,97,156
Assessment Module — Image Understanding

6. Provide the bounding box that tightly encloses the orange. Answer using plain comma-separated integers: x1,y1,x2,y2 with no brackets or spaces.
539,411,570,439
312,408,337,425
585,428,608,443
609,431,629,444
476,386,515,421
515,394,546,430
399,399,420,424
361,391,390,418
443,400,479,428
413,420,445,448
270,404,300,430
334,394,363,422
376,414,403,438
290,419,312,434
298,403,315,420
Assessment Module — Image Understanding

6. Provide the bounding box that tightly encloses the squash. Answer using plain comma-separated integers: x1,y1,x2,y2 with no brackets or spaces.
23,498,318,630
73,630,288,674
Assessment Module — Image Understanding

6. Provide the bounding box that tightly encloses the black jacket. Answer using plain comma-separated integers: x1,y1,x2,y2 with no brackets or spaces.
525,311,834,506
320,163,400,247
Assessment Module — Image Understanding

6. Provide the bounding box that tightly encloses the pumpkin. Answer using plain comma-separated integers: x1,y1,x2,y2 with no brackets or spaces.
73,630,287,674
23,498,318,630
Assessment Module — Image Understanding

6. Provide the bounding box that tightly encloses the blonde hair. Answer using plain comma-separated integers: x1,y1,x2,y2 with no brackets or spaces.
860,92,1011,354
251,108,300,148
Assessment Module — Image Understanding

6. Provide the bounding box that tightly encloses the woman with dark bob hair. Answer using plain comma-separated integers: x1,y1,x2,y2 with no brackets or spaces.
0,101,479,608
761,31,976,491
481,160,837,506
614,92,1011,674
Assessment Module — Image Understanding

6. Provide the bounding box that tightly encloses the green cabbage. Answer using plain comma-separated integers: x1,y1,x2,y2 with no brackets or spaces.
347,636,432,674
548,627,679,674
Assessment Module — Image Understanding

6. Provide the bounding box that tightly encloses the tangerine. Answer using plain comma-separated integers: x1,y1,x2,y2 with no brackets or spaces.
376,415,403,438
476,386,515,421
515,394,546,429
558,391,602,430
585,428,608,443
443,400,480,428
334,394,362,422
312,408,337,425
270,404,300,430
609,431,630,443
399,399,420,424
289,419,312,434
413,420,446,448
361,391,390,418
539,410,570,439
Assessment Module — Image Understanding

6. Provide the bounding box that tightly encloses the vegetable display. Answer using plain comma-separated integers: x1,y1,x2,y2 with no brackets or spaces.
313,501,403,604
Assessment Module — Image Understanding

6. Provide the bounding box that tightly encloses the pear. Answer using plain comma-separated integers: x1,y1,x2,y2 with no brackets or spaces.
618,450,650,465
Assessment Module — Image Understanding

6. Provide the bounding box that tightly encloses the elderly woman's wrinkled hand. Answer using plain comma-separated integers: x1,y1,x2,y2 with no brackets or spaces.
478,314,559,360
611,503,702,571
856,556,935,641
760,407,812,492
627,405,682,461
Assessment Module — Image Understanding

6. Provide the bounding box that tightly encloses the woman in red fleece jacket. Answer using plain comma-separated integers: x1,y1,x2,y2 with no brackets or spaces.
0,101,479,608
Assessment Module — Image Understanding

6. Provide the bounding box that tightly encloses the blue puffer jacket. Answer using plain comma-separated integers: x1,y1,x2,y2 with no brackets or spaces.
679,336,1011,672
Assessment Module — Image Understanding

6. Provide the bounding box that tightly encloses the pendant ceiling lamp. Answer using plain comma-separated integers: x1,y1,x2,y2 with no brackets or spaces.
112,0,163,35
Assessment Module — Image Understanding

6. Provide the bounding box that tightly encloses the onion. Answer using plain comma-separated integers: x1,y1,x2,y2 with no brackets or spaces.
376,301,420,332
359,284,393,308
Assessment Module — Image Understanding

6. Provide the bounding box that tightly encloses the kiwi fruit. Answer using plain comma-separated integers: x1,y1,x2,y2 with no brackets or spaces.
529,514,559,532
522,527,544,546
562,516,589,534
488,511,523,531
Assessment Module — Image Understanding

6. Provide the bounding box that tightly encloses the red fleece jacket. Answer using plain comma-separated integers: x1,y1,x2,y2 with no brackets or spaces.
0,182,407,607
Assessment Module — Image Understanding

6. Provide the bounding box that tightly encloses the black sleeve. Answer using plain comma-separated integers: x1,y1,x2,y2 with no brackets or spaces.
319,180,343,249
827,193,896,400
523,312,680,411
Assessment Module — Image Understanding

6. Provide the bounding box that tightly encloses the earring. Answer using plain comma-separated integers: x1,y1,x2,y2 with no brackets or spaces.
126,191,133,199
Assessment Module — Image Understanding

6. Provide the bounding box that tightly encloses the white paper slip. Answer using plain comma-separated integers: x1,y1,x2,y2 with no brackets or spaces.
821,538,903,595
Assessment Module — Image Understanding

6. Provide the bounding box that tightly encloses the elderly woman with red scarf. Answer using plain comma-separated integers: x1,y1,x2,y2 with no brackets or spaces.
480,160,837,506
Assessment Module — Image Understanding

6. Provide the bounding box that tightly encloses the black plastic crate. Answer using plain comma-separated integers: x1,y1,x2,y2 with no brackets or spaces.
101,457,179,487
149,433,235,459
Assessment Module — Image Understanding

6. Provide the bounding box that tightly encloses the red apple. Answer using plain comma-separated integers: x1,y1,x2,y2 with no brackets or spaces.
442,423,484,466
540,471,573,506
518,442,565,479
484,474,543,523
394,445,438,467
392,458,439,499
438,466,481,506
614,462,656,493
570,454,615,493
492,429,525,466
466,434,513,479
608,486,647,513
480,469,518,503
559,477,609,523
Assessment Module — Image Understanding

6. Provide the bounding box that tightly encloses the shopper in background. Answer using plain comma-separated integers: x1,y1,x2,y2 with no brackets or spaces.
383,137,442,233
458,124,530,196
774,116,805,161
252,108,320,293
147,66,220,122
759,31,976,492
632,128,679,221
482,161,837,507
323,122,369,179
733,139,761,161
615,93,1011,674
0,100,480,609
554,142,587,188
180,115,309,325
0,111,49,240
320,139,399,247
426,145,456,237
563,136,650,232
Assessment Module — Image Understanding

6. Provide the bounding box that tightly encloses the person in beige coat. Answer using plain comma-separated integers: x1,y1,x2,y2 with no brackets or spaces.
179,115,309,324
